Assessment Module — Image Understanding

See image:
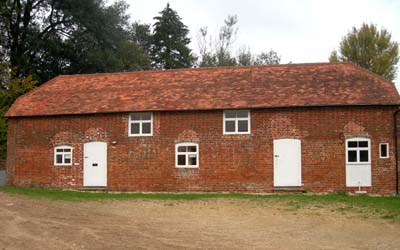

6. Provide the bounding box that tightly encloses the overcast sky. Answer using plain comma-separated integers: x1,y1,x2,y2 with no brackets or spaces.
123,0,400,88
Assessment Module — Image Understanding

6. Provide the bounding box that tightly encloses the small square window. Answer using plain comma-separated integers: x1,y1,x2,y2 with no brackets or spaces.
223,110,250,134
54,146,73,166
129,112,153,136
175,143,199,168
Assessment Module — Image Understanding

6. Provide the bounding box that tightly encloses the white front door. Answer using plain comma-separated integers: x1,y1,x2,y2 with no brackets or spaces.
273,139,302,187
84,141,107,187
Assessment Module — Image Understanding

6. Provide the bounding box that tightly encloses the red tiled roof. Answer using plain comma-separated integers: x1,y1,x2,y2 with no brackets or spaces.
5,62,400,117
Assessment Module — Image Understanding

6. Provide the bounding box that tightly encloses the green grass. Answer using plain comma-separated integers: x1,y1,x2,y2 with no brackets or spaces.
1,186,400,219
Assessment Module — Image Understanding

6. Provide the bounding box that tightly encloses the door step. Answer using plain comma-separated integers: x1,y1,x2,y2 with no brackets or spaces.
79,186,107,191
273,186,306,193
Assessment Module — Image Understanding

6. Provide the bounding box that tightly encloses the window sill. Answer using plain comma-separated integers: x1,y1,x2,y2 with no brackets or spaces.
128,134,153,137
223,132,251,135
175,166,199,169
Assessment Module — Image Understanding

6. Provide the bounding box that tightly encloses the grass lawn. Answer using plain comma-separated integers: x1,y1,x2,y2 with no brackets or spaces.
1,186,400,219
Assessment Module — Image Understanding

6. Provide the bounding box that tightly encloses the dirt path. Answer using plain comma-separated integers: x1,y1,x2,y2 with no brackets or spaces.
0,192,399,250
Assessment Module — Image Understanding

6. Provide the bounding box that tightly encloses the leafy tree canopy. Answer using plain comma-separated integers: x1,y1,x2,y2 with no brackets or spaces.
329,23,399,81
0,0,151,84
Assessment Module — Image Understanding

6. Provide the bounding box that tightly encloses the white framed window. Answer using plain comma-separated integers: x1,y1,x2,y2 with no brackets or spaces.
54,146,73,166
223,110,250,134
345,138,371,164
175,142,199,168
379,143,389,159
129,112,153,136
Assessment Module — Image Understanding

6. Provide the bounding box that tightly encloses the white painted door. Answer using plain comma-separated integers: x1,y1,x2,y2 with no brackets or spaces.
84,141,107,187
273,139,302,187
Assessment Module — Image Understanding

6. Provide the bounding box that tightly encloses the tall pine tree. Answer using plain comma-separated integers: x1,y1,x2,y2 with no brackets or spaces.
151,4,195,69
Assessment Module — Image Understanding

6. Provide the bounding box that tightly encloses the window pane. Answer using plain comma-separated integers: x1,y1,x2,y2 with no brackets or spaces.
141,113,151,120
225,121,236,132
348,141,357,148
64,154,71,164
142,122,151,134
237,120,249,132
360,150,369,162
56,154,63,164
348,150,357,162
130,123,140,134
178,146,187,152
236,110,248,118
188,154,197,165
63,148,71,152
131,114,141,120
381,144,388,157
56,148,63,152
358,141,368,148
188,146,197,152
224,111,236,118
177,155,186,165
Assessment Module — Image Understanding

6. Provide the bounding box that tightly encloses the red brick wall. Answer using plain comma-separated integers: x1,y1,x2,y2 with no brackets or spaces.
6,106,398,194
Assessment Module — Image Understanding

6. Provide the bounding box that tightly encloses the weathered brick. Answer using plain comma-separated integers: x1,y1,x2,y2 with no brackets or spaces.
6,106,399,194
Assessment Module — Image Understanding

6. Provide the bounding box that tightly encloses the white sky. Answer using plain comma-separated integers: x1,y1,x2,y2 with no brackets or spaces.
123,0,400,88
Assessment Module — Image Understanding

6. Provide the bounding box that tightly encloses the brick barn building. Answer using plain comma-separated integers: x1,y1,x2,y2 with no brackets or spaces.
5,63,400,194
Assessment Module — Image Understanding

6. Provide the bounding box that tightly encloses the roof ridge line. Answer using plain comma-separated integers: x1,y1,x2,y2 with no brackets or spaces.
57,62,347,78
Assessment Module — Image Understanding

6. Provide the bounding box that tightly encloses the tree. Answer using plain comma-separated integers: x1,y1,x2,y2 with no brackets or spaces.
329,23,399,81
198,15,238,67
198,15,281,67
254,50,281,65
150,3,195,69
0,0,151,83
130,22,152,56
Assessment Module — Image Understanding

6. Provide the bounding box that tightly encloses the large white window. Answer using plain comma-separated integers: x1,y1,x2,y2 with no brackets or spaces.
129,112,153,136
346,138,371,164
223,110,250,134
54,146,73,166
175,142,199,168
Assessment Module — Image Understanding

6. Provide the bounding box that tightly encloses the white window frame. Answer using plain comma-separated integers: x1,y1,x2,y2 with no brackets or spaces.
128,112,153,137
379,143,389,159
223,110,251,135
54,145,73,166
175,142,199,168
345,137,371,165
